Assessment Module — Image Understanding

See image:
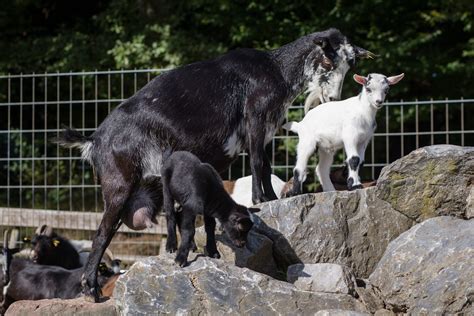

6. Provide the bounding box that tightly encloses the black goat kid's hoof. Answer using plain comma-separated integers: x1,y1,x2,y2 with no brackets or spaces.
190,240,198,252
175,254,188,267
166,239,178,253
204,246,221,259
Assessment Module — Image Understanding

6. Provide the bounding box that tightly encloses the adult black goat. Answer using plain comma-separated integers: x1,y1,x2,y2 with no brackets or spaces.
56,28,374,301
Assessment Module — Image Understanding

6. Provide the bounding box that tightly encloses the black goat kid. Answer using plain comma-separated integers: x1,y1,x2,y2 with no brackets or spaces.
56,28,373,301
162,151,259,267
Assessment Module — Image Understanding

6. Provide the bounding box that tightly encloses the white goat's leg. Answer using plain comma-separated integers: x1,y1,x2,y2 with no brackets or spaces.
292,137,316,195
316,150,335,192
344,141,363,190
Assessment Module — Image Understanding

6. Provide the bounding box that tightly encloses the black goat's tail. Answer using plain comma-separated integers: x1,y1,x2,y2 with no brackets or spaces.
53,126,94,163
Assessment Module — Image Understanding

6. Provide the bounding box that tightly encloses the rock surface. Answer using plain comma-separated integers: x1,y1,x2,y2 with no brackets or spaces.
376,145,474,221
314,310,370,316
253,188,415,278
5,297,118,316
194,226,281,279
369,216,474,314
287,263,356,295
114,253,368,315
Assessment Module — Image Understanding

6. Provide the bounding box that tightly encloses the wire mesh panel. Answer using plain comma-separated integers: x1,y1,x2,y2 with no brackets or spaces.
1,69,473,262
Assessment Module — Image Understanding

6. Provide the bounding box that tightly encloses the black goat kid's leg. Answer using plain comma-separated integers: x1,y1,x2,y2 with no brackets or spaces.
176,211,197,252
262,152,278,200
203,215,220,259
162,177,178,253
82,181,130,302
174,208,196,267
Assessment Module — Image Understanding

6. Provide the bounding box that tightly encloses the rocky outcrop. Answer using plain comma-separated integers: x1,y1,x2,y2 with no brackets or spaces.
369,216,474,314
6,145,473,315
287,263,357,295
376,145,474,221
5,297,118,316
253,188,415,278
194,227,281,279
114,253,368,315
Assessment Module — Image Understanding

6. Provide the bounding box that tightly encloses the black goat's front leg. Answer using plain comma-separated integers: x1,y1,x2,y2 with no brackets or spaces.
174,208,196,267
262,152,278,200
203,215,220,259
247,127,268,205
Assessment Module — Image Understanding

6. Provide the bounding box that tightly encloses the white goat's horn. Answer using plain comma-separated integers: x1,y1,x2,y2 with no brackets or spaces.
102,248,114,266
9,229,19,249
35,224,47,235
43,225,54,237
3,229,10,249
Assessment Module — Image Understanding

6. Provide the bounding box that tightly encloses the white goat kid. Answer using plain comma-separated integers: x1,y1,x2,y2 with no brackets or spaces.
283,73,404,194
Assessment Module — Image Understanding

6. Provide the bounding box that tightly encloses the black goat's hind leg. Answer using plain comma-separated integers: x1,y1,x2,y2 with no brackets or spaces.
82,178,132,302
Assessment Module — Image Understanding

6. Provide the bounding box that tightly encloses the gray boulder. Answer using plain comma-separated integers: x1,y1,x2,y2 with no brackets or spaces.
194,226,281,279
253,188,414,278
114,253,368,315
5,297,118,316
314,310,370,316
369,216,474,314
287,263,356,295
376,145,474,221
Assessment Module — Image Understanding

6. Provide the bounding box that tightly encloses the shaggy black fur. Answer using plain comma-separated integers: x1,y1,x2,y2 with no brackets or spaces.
56,28,369,301
162,151,259,267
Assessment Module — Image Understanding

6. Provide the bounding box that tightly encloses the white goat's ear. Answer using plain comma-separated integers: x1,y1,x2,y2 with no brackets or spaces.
387,73,404,85
353,74,367,85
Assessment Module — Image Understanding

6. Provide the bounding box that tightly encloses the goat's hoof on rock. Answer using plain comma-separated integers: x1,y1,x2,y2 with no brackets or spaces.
204,247,221,259
349,184,363,191
175,257,188,267
190,241,198,252
166,241,178,253
83,287,101,303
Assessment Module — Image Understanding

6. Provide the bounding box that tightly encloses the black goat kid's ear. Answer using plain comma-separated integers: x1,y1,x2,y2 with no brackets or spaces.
248,207,261,213
387,73,405,85
353,74,367,86
237,217,253,232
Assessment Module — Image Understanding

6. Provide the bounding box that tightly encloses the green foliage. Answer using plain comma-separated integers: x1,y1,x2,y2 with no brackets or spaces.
0,0,472,98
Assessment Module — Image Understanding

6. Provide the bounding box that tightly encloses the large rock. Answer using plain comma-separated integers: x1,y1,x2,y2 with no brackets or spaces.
376,145,474,221
194,226,281,279
253,188,414,278
114,253,368,315
5,297,118,316
369,216,474,314
287,263,356,295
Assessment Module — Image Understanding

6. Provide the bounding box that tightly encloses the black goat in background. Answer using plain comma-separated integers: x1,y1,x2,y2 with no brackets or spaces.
27,225,81,270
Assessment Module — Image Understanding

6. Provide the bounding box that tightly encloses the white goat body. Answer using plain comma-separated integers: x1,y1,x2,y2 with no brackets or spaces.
284,73,404,193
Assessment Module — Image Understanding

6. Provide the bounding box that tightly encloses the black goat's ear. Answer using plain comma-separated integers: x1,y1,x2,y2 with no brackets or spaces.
248,207,261,213
314,37,328,49
237,217,253,232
